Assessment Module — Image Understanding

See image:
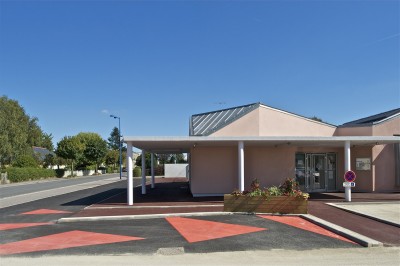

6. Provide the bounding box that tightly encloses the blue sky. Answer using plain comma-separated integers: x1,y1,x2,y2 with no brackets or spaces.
1,0,399,147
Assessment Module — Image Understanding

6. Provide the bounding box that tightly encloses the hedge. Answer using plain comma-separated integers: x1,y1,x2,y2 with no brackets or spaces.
133,166,141,177
7,167,56,183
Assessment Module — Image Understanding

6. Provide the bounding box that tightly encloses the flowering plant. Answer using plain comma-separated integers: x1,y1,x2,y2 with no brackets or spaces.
231,178,309,200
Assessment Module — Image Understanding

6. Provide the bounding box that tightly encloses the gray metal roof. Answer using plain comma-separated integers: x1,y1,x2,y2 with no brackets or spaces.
33,146,54,160
190,103,260,136
341,108,400,127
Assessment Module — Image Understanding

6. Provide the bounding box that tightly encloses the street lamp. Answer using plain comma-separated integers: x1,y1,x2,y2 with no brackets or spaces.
110,115,122,180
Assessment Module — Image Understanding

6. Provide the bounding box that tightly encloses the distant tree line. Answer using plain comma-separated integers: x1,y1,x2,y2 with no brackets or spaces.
0,96,53,167
1,95,188,180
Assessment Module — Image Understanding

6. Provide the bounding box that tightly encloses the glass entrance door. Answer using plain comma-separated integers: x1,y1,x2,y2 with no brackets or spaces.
296,153,336,192
307,154,326,191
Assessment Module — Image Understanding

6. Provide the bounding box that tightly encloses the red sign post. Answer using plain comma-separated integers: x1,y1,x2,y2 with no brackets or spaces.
344,170,356,202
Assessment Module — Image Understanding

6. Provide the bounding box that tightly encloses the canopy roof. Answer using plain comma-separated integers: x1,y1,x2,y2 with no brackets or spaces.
123,136,400,153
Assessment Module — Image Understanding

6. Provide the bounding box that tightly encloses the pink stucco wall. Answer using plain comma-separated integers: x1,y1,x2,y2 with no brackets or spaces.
244,146,296,189
210,109,260,136
334,126,372,136
258,106,336,136
190,146,237,195
211,106,336,137
370,117,400,191
350,147,373,192
373,117,400,136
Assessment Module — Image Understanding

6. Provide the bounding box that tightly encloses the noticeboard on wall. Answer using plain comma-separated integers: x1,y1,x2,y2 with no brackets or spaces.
356,158,371,170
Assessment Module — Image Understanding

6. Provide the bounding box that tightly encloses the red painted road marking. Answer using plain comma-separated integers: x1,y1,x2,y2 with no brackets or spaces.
0,230,144,255
258,215,357,244
166,217,266,243
0,223,53,231
19,209,72,215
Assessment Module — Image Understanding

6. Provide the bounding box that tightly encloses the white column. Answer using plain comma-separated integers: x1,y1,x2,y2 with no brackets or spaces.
151,153,155,189
127,142,133,205
141,149,146,194
345,141,351,172
238,141,245,191
344,141,351,202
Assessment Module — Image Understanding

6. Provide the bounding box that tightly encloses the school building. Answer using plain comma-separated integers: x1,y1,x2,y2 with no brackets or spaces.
124,103,400,205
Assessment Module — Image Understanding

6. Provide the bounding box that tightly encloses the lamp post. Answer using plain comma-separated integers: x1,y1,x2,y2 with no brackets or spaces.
110,115,122,179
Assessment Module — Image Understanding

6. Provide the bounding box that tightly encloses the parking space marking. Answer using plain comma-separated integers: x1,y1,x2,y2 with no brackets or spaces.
259,215,357,244
19,209,72,215
0,223,53,231
0,230,144,255
166,216,266,243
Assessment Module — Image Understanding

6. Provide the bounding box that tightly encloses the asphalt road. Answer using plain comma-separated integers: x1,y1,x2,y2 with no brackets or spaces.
0,173,125,199
0,179,363,257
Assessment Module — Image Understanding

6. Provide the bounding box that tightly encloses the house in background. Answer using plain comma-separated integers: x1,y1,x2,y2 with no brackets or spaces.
33,146,54,161
124,103,399,203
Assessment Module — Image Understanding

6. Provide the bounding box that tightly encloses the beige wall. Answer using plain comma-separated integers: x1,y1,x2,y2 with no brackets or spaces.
335,126,372,136
210,109,260,137
334,117,400,192
373,144,397,192
244,146,296,189
211,106,336,137
373,117,400,136
190,146,237,195
350,147,373,192
258,106,336,136
372,117,399,191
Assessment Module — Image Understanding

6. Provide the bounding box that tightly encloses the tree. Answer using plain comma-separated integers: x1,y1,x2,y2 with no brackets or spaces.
83,134,108,173
105,150,119,172
41,133,54,151
0,96,54,166
176,153,187,163
107,127,126,152
107,127,120,150
75,132,107,169
0,96,29,165
158,154,172,165
157,153,186,164
27,117,43,148
136,152,157,170
55,136,84,176
310,116,324,123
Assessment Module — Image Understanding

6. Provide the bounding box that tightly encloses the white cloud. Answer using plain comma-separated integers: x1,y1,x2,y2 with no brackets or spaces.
101,109,109,114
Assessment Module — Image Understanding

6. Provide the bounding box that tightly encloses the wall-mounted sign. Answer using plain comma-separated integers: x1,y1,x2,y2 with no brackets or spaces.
356,158,371,170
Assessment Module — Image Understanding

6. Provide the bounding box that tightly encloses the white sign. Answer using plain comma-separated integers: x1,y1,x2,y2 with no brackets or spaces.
343,182,356,188
356,158,371,170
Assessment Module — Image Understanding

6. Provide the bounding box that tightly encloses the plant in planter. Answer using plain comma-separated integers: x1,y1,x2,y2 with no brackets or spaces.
224,178,308,214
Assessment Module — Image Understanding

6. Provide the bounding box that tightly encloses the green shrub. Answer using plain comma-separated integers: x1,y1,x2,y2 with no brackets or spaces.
55,169,65,178
7,167,56,183
13,155,38,168
266,186,282,196
106,166,115,173
133,166,141,177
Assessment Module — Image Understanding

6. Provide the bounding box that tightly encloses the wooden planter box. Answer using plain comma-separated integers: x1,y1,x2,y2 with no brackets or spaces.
224,195,308,214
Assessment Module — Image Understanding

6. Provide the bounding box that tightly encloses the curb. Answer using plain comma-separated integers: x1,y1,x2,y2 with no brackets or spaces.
57,211,239,223
300,214,383,247
326,203,400,228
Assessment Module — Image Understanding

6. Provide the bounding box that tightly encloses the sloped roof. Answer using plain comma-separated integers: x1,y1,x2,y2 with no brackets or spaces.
189,102,338,136
341,108,400,127
190,103,260,136
33,146,54,160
